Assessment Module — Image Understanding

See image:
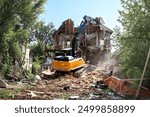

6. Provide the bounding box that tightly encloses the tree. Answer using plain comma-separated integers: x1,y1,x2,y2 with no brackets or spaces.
33,22,55,45
0,0,46,77
30,21,55,61
29,21,55,75
116,0,150,87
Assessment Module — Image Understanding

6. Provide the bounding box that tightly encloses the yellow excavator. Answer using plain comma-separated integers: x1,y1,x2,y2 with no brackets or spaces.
51,15,98,77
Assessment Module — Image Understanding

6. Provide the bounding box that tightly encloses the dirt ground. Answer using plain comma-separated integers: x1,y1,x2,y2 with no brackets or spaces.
0,65,124,100
8,67,122,100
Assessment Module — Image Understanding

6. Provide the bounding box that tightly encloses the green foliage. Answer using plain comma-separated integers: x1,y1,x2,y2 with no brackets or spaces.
30,21,55,56
23,69,34,80
9,42,23,62
0,90,14,99
0,64,8,77
0,64,12,77
0,0,47,77
115,0,150,87
32,61,41,75
30,21,55,44
59,93,70,100
30,41,45,59
29,22,55,75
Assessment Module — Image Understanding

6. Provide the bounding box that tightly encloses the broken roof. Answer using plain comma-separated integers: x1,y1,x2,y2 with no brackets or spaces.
54,16,113,36
101,24,113,34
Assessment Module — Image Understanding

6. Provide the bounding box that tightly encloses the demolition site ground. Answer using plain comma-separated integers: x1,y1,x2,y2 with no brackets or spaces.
0,67,123,100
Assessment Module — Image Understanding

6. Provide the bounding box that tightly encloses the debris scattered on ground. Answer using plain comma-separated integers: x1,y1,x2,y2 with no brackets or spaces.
41,69,55,77
69,95,80,100
27,91,37,98
11,66,124,100
95,80,108,89
35,75,41,80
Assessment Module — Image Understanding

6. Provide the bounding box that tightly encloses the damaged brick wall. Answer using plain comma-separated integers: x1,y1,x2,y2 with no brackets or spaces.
53,16,113,66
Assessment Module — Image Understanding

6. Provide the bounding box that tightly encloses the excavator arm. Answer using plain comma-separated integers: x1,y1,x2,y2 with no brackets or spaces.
72,15,98,58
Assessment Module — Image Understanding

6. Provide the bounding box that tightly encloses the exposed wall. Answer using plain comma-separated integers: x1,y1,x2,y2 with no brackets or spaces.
53,17,113,66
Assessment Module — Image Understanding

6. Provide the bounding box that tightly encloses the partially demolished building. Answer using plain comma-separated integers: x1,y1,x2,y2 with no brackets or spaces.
53,17,113,65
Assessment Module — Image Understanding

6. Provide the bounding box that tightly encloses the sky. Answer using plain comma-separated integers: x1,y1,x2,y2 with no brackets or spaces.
39,0,122,30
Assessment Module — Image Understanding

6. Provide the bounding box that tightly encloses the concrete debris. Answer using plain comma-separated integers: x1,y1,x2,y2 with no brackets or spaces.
26,90,45,95
0,79,8,88
27,91,37,98
89,93,100,100
69,96,80,100
12,66,124,100
35,75,41,81
41,69,55,76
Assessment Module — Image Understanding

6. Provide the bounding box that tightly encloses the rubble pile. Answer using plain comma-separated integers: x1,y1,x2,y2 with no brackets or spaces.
14,66,123,100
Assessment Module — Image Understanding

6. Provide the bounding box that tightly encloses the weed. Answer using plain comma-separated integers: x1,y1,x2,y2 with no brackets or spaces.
59,93,70,100
0,90,14,99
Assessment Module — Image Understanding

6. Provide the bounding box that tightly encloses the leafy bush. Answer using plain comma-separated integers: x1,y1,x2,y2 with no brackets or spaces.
0,64,12,77
32,62,41,75
23,69,34,80
9,42,23,61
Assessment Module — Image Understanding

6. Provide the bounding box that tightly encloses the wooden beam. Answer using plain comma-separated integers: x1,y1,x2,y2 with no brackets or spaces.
135,49,150,98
